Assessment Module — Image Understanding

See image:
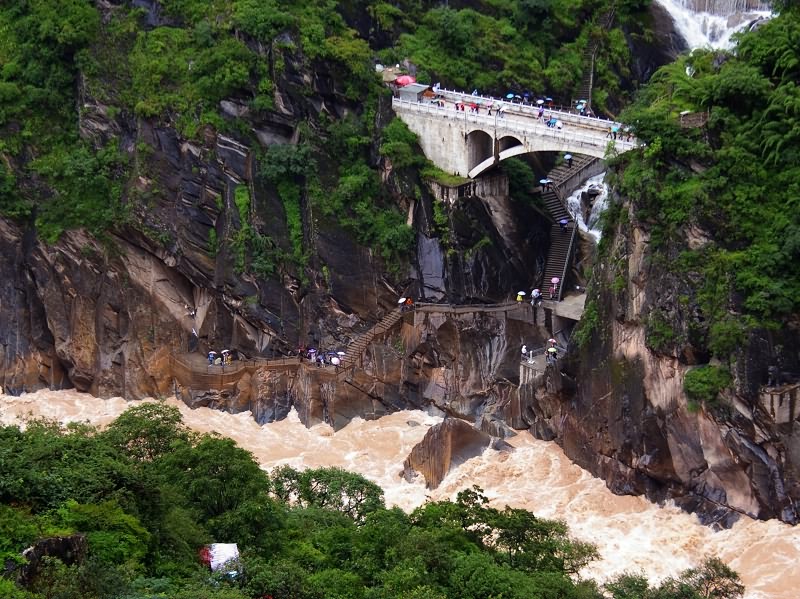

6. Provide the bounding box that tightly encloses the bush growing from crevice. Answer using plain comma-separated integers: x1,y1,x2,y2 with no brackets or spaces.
684,365,731,406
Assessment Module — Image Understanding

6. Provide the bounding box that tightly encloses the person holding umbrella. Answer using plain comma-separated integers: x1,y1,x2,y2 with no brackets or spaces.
564,153,573,168
531,288,542,307
550,277,560,299
559,218,569,232
516,290,526,302
546,346,558,364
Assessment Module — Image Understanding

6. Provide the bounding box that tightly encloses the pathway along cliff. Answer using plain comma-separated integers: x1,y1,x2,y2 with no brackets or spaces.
1,390,798,599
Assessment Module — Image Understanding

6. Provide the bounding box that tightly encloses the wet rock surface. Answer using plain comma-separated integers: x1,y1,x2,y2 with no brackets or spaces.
403,418,493,488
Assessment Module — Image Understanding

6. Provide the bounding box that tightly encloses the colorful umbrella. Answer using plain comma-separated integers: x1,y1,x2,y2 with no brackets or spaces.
551,277,560,284
506,93,515,99
398,297,407,304
517,291,526,296
395,75,416,86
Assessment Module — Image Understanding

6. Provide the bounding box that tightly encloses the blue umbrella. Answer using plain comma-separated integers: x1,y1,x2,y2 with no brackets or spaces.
506,93,515,99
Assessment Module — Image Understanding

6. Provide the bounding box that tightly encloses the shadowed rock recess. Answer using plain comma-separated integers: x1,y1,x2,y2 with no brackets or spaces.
1,0,798,530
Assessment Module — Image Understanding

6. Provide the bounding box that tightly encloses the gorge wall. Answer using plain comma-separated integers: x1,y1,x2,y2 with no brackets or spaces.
2,0,798,531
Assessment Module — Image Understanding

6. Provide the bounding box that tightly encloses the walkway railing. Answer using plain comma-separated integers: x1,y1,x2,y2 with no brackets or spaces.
391,98,637,154
431,89,627,132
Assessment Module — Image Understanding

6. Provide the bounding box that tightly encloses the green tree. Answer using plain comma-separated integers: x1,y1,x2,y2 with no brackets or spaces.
104,403,188,462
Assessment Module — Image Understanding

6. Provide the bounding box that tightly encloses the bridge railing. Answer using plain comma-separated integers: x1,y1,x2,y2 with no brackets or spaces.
392,98,637,153
433,88,626,132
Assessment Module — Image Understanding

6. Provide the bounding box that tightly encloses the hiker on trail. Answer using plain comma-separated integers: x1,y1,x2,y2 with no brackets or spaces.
612,125,619,140
556,120,563,130
546,346,558,363
548,337,557,347
531,288,542,306
565,153,573,168
521,344,528,359
606,126,613,139
549,277,559,299
208,350,217,365
516,291,524,302
405,297,414,310
768,365,779,387
559,218,569,232
538,107,545,120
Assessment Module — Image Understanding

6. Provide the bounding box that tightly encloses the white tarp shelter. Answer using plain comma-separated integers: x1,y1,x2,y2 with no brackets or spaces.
208,543,239,572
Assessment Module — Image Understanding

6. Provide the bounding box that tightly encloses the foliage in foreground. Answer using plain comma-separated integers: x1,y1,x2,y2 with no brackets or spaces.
0,403,743,599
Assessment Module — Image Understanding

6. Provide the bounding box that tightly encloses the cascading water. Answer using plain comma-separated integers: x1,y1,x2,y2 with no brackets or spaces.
565,173,608,243
655,0,772,48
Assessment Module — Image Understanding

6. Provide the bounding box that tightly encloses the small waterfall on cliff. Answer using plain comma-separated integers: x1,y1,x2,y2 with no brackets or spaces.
566,173,608,243
655,0,772,48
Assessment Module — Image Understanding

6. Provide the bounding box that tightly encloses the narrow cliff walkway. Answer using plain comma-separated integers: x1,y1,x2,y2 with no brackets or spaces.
170,353,300,392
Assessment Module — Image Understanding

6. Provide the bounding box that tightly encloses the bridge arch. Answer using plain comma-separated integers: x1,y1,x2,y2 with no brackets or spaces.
498,135,522,152
466,129,494,173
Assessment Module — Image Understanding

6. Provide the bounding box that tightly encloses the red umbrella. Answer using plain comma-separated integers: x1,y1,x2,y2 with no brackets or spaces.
395,75,416,86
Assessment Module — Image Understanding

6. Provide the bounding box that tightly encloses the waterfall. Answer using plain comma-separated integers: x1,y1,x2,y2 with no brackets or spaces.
565,173,608,243
655,0,772,48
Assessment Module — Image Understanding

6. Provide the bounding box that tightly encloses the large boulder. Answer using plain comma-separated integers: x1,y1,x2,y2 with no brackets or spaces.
403,418,491,489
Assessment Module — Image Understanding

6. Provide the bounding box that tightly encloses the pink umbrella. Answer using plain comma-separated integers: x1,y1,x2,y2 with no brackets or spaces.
551,277,560,284
395,75,416,86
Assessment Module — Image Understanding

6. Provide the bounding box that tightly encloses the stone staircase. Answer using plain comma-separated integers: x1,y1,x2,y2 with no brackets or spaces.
337,307,404,375
575,47,595,108
574,5,617,111
540,154,597,301
548,154,596,187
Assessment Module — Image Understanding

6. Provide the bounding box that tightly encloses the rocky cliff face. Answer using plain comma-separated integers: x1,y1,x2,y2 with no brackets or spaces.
0,4,549,401
516,190,800,527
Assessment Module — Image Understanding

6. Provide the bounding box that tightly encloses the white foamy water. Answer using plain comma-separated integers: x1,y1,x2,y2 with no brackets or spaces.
566,172,608,242
2,389,800,598
656,0,772,48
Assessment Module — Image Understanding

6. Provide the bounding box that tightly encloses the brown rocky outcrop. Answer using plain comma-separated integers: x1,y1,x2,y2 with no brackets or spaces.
13,534,87,586
403,418,492,488
516,189,800,527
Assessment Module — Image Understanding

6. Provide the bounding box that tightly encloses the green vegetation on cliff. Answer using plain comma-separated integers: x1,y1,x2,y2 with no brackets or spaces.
0,404,743,599
610,7,800,378
0,0,653,268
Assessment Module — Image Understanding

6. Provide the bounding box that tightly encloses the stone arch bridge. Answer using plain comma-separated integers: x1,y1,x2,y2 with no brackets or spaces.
392,92,637,178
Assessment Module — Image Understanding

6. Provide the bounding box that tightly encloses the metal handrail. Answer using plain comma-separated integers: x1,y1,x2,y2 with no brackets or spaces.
557,224,578,302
